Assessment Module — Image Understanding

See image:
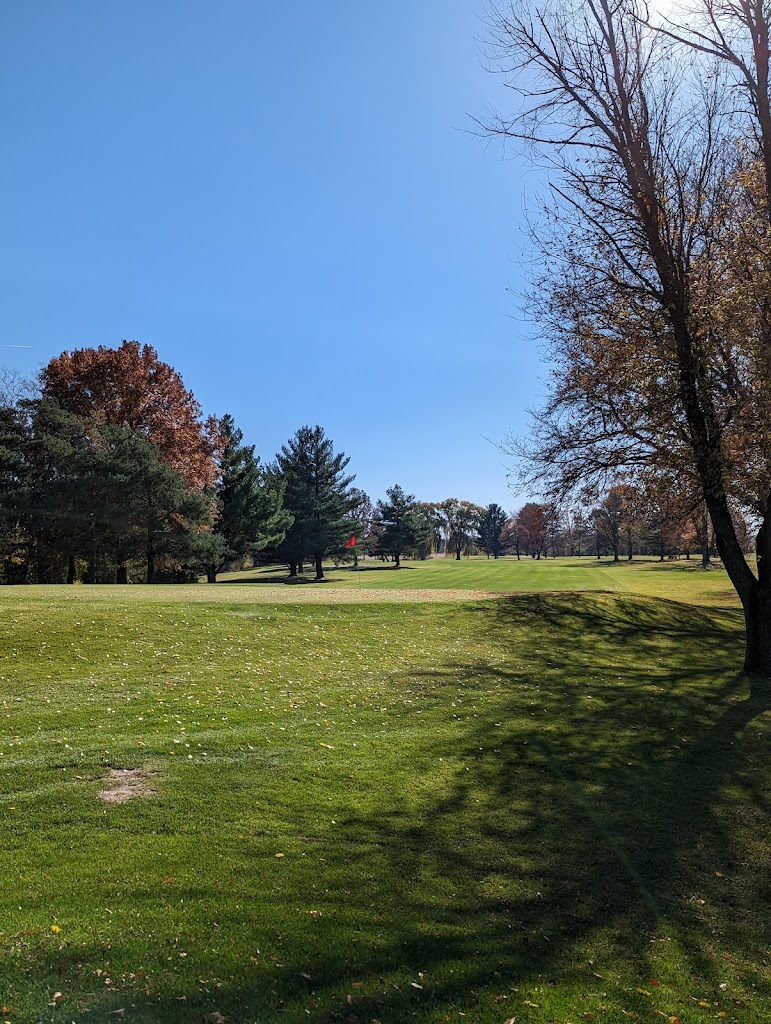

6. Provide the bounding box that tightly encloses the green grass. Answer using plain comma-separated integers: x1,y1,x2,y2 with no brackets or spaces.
218,554,742,606
1,560,769,1023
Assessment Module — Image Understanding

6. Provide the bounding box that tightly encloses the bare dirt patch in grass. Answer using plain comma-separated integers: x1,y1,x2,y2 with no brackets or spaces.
98,767,156,804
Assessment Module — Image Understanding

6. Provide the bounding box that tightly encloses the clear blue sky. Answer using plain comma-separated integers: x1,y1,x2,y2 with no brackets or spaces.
0,1,544,511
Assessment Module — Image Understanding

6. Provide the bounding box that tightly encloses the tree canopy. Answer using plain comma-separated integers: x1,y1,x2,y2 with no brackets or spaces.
274,425,358,581
0,345,290,584
477,503,509,559
376,485,419,568
439,498,486,560
202,414,290,583
41,340,221,490
487,0,771,675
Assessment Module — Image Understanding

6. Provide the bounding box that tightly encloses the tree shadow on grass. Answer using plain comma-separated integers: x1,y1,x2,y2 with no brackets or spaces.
216,572,344,585
20,593,771,1022
641,561,728,573
347,596,771,1013
335,563,417,573
219,564,418,585
286,595,771,1019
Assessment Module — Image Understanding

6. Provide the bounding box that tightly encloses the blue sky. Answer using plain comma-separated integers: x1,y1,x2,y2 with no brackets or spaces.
0,1,544,511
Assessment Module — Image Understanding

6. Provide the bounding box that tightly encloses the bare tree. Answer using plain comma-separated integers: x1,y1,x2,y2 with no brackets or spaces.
0,367,35,407
486,0,771,675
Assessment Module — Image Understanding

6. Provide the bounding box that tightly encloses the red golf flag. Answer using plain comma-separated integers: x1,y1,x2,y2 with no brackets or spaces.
345,535,356,548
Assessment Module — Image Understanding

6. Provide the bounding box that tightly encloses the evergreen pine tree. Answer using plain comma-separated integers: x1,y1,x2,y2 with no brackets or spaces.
90,426,213,583
204,414,290,582
19,399,98,583
376,484,418,568
477,503,509,559
275,425,357,581
0,400,30,582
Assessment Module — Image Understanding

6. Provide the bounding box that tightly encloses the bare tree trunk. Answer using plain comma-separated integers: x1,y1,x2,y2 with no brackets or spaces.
314,553,324,581
35,533,48,583
86,533,97,583
734,520,771,674
742,586,771,675
696,505,711,569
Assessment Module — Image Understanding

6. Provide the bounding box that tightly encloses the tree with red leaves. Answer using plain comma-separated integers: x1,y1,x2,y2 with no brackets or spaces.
41,340,220,490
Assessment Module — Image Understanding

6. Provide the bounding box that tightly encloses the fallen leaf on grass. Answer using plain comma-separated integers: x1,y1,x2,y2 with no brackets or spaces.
636,989,652,996
50,925,61,933
48,992,65,1006
410,982,423,989
274,853,285,858
523,1000,539,1007
208,1014,226,1024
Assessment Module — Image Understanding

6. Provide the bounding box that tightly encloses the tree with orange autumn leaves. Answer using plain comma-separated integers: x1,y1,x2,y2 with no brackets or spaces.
489,0,771,675
41,340,221,490
0,342,295,583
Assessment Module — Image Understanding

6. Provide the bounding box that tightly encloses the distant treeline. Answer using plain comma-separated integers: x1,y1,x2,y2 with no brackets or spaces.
1,343,746,585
